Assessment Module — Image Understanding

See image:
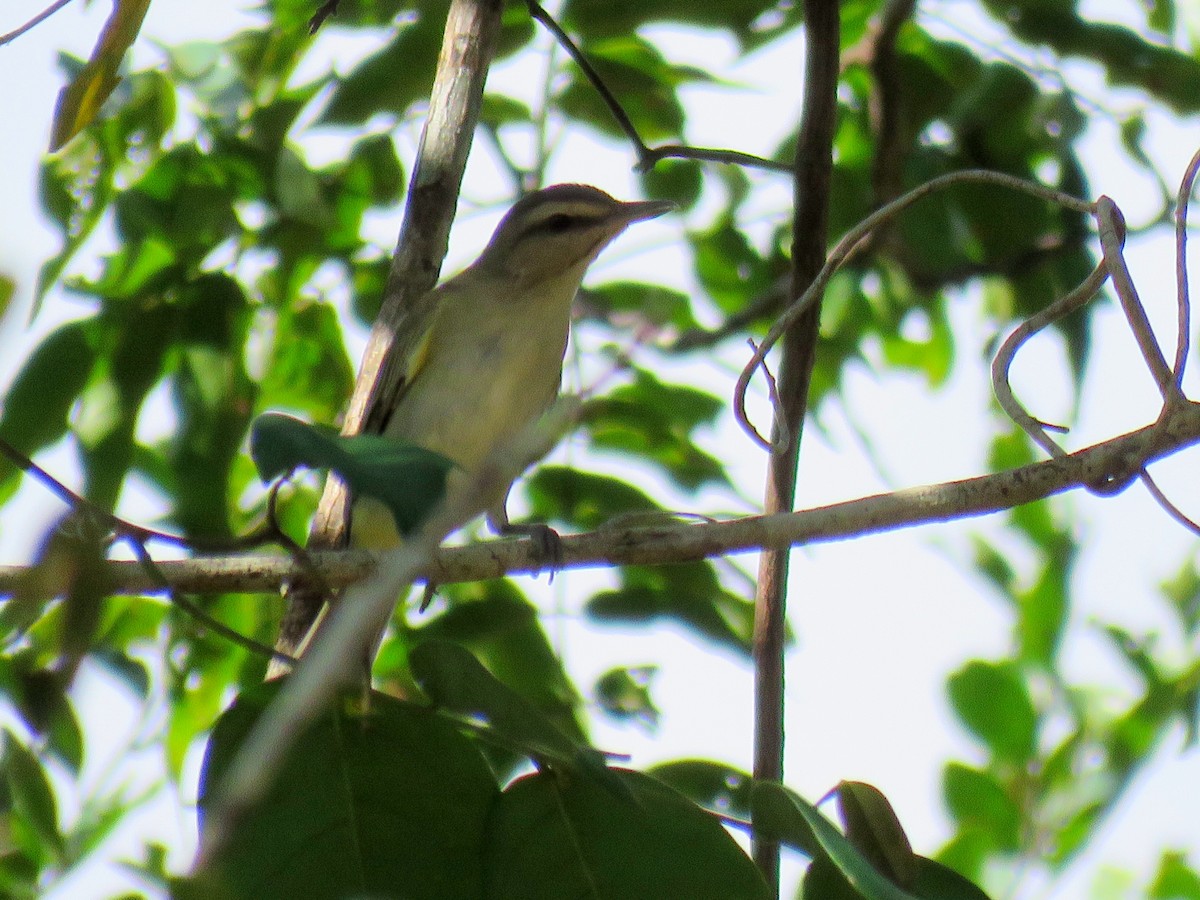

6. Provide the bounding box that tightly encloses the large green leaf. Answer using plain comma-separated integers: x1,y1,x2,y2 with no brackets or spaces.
947,661,1037,763
486,768,769,899
195,681,498,899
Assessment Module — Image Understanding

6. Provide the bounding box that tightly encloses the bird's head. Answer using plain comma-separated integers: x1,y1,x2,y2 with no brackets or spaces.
474,184,673,289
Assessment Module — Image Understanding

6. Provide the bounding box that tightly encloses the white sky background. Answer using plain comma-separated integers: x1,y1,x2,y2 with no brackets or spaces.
1,1,1198,898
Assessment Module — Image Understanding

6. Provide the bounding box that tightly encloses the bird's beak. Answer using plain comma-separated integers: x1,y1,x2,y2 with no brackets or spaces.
615,199,676,224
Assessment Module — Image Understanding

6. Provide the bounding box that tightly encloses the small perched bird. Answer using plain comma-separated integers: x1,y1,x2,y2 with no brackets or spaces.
350,184,674,550
275,184,672,665
351,183,673,548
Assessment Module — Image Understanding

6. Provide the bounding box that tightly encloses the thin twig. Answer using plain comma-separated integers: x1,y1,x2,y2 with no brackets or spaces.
1139,468,1200,537
1095,196,1176,400
0,0,76,47
523,0,790,175
734,170,1097,450
1173,147,1200,389
128,538,293,665
991,261,1109,459
0,433,301,663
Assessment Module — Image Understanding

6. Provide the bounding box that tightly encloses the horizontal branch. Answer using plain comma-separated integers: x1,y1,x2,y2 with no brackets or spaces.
4,400,1197,599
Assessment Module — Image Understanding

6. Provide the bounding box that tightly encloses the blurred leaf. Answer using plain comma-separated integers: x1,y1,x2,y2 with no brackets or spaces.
3,732,62,859
486,768,769,899
837,782,918,888
556,35,708,141
641,157,704,211
986,4,1200,114
249,413,453,536
524,466,661,529
582,370,728,490
319,8,446,125
942,763,1021,853
690,214,777,313
1150,850,1200,899
594,665,659,728
561,0,800,50
260,300,354,422
0,321,97,497
947,661,1037,763
587,563,758,655
579,280,700,333
648,759,753,820
50,0,152,150
196,680,497,899
1161,560,1200,638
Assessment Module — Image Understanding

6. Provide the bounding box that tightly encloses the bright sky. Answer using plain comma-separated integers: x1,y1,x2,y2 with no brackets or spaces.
2,2,1198,898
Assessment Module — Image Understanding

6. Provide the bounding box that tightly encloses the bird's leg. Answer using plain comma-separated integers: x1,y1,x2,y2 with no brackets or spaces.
487,500,563,569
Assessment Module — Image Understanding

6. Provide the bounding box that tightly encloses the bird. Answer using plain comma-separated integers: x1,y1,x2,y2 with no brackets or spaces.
274,184,673,666
350,184,674,550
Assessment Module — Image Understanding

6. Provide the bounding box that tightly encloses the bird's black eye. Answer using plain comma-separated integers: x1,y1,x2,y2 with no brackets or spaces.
543,213,574,233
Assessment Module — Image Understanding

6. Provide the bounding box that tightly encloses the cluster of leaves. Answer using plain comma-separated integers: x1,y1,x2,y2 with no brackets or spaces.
191,641,993,899
2,0,1200,897
932,426,1200,891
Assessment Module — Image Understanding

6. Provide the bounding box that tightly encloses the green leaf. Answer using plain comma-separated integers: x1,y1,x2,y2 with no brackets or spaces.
752,782,915,899
641,157,704,211
50,0,152,150
556,35,706,141
562,0,798,50
486,769,769,899
408,581,587,753
259,300,354,422
524,466,662,530
1150,850,1200,899
319,9,446,125
582,370,728,490
941,763,1021,853
580,280,699,332
587,563,759,655
648,759,753,820
595,665,660,728
837,782,918,888
409,640,597,775
3,732,63,858
196,681,498,900
0,321,98,496
947,661,1037,762
249,413,454,537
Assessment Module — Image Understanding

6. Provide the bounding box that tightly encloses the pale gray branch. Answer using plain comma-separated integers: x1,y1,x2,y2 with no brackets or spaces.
7,400,1198,600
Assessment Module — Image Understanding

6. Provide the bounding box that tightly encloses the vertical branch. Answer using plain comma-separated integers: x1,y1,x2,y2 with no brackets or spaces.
751,0,840,891
273,0,504,661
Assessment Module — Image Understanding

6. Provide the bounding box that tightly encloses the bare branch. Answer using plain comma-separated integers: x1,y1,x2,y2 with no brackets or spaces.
278,0,506,659
751,2,840,887
734,169,1096,451
8,401,1200,600
0,0,76,47
991,261,1109,459
524,0,791,176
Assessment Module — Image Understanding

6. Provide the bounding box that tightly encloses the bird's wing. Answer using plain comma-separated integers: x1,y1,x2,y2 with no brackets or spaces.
373,285,444,433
